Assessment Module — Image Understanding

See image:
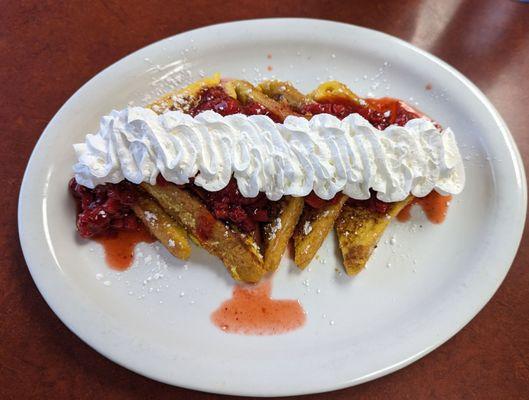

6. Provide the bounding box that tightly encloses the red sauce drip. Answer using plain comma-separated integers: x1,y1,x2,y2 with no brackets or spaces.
70,177,157,270
397,192,452,224
365,97,424,128
95,225,155,270
196,212,216,242
305,192,341,209
211,280,306,335
397,204,412,222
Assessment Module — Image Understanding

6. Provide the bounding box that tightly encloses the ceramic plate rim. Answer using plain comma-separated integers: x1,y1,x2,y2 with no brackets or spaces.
18,18,527,396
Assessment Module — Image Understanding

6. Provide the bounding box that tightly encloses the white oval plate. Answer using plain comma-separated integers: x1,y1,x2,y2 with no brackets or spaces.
18,19,526,396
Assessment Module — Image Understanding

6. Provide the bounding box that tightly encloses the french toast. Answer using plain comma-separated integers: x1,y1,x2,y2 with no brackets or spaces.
138,76,306,281
335,198,412,275
72,74,461,283
141,182,265,282
259,79,420,273
258,80,348,269
132,194,191,260
126,75,226,262
293,194,348,269
223,79,305,272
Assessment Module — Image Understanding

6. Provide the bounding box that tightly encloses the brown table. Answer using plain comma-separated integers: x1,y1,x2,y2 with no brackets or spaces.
1,1,528,398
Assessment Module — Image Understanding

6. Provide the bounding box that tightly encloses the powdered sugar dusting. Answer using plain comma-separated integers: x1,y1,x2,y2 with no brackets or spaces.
303,220,313,235
268,217,282,240
144,210,158,224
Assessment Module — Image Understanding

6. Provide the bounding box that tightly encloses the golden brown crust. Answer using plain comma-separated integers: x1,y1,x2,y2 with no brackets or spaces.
226,80,307,272
258,80,350,270
293,194,348,269
257,80,308,110
308,81,361,105
143,76,304,281
148,73,221,113
135,75,414,280
141,183,266,283
262,79,415,275
226,79,304,120
128,74,225,266
260,81,352,270
335,197,413,275
262,196,304,272
132,193,191,260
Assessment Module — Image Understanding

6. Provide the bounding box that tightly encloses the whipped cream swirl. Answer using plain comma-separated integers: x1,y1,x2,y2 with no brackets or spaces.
73,107,465,202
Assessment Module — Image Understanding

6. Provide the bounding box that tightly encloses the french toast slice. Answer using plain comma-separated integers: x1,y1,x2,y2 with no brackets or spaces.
148,73,222,113
143,74,271,282
309,81,419,274
227,80,305,271
257,80,308,111
228,79,304,120
132,194,191,260
124,75,226,261
293,194,348,269
335,198,412,275
136,76,306,280
310,81,422,274
258,80,351,269
259,79,416,272
262,196,305,271
308,80,362,105
141,183,265,283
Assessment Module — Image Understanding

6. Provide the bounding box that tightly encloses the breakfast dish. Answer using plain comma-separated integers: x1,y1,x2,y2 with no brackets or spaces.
71,74,465,282
258,80,417,273
19,19,526,396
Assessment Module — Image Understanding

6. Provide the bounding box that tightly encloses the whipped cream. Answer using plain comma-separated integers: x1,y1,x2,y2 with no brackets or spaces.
73,107,465,202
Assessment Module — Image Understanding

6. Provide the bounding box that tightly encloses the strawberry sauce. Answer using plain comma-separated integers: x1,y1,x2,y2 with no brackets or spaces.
211,280,306,335
187,87,280,234
397,192,452,224
95,225,155,270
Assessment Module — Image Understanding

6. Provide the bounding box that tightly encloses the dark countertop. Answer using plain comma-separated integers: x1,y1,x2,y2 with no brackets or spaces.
1,1,528,398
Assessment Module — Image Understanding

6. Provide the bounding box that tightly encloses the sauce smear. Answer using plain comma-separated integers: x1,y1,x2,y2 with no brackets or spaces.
211,280,306,335
95,226,155,270
398,192,452,224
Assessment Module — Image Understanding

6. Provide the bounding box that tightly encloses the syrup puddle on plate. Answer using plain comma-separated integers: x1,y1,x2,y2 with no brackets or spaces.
398,192,452,224
211,280,306,335
95,225,155,270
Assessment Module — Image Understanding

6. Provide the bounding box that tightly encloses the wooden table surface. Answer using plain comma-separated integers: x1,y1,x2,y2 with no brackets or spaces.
2,1,528,398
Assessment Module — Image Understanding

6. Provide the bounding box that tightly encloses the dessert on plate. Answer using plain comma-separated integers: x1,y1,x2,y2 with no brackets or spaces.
70,73,465,283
